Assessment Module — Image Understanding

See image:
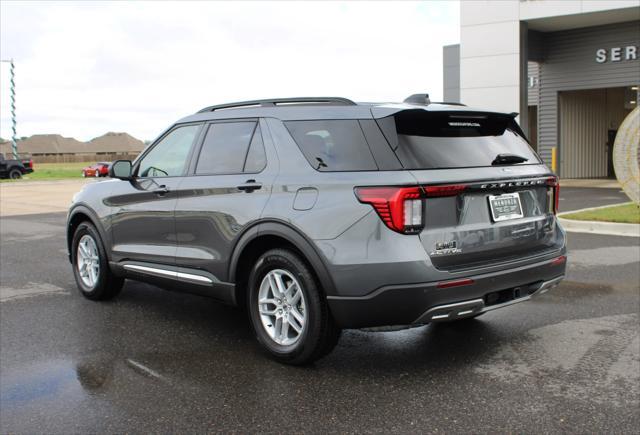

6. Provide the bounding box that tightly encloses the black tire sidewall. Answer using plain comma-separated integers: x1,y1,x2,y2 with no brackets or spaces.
248,249,322,361
71,222,111,299
9,169,21,179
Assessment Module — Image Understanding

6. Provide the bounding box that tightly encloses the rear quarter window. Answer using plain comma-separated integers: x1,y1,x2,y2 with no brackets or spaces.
285,120,378,171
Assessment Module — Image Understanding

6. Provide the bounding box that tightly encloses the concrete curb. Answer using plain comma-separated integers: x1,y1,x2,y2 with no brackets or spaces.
558,202,639,237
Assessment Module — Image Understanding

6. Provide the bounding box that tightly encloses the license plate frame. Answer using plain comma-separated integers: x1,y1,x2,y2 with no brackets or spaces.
488,192,524,222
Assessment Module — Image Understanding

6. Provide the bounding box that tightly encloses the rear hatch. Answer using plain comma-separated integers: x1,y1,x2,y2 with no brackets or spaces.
374,107,560,271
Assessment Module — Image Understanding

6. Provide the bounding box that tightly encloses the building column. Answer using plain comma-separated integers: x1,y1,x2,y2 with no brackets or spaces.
519,22,529,138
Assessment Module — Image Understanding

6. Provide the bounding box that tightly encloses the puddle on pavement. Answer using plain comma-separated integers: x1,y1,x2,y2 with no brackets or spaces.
0,282,69,302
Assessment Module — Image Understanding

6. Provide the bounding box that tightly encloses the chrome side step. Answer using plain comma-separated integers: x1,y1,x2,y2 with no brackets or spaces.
414,275,564,323
123,264,214,285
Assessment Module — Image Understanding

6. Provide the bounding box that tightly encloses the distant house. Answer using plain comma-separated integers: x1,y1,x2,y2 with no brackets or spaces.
0,132,145,162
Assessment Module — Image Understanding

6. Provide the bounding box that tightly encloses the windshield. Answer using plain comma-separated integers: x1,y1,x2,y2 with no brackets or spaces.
376,110,540,169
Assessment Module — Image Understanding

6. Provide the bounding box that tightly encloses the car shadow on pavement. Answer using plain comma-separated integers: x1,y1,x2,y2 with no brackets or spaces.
78,279,507,378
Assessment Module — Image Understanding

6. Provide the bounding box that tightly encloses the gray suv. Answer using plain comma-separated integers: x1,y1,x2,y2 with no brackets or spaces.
67,95,567,364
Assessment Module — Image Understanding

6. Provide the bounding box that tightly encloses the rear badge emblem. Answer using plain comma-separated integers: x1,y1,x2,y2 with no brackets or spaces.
430,241,462,256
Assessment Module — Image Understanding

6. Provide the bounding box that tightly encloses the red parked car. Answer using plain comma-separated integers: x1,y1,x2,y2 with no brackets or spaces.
82,162,110,178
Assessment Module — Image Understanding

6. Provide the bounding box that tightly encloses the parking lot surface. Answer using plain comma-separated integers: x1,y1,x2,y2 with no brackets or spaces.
0,179,92,216
1,198,639,433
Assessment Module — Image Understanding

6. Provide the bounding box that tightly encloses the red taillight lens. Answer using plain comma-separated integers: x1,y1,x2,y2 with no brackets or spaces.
546,176,560,214
355,186,424,234
424,184,467,197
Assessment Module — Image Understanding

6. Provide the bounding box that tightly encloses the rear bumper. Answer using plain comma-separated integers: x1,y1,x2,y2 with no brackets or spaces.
414,275,563,323
327,255,566,328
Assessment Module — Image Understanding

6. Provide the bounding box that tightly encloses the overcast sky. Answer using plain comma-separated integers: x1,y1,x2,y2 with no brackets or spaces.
0,1,459,141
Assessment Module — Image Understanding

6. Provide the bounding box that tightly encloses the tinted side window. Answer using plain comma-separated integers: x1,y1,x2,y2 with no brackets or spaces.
285,120,378,172
196,122,256,175
138,124,200,177
243,125,266,173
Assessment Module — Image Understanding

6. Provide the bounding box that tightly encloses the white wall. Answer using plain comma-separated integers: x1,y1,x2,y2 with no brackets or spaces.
459,0,639,115
460,1,520,113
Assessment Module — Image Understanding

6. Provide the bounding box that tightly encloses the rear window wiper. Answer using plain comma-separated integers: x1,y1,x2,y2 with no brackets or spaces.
492,153,529,165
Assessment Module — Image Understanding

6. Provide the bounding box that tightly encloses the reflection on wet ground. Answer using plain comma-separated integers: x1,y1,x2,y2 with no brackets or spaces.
1,280,638,433
1,212,639,432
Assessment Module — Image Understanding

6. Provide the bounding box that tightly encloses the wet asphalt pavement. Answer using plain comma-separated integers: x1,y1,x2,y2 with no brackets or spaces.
1,200,639,433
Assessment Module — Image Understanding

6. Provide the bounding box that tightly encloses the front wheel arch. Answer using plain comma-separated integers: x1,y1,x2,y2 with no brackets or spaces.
67,206,110,263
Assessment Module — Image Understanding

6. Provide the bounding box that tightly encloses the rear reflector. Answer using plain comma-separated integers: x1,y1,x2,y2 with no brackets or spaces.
551,255,566,266
436,278,475,289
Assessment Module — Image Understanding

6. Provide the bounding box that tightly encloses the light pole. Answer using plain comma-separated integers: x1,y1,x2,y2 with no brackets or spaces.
1,59,18,158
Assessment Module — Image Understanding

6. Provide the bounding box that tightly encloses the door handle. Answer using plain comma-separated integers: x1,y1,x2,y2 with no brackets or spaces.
237,180,262,192
153,185,170,196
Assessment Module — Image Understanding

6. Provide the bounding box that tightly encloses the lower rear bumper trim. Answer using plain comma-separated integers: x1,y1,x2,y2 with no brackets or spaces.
412,275,564,324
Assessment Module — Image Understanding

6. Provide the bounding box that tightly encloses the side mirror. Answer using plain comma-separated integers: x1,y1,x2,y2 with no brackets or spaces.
109,160,133,180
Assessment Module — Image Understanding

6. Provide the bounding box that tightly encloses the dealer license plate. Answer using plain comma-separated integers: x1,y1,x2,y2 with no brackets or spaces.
488,192,524,222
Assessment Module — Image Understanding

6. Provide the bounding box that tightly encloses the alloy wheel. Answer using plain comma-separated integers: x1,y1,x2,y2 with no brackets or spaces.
77,234,100,288
258,269,307,346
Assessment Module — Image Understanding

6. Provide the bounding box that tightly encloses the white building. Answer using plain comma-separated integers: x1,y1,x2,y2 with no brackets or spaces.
444,0,640,178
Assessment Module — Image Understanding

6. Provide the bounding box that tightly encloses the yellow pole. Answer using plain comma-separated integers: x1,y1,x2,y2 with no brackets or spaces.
551,146,557,173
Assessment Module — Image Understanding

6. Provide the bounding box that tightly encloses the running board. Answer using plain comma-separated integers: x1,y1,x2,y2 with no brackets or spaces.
414,275,564,323
114,261,237,306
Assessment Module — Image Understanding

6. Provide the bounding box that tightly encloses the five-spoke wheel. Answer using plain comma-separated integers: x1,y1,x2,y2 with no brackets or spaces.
248,248,341,365
258,269,307,346
72,221,123,300
76,234,100,289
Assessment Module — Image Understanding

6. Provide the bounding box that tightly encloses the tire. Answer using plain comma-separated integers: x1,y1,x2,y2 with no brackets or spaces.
248,248,341,365
71,222,124,301
9,169,22,179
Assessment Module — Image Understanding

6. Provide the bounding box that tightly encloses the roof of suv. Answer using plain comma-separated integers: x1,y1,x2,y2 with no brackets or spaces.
177,96,510,124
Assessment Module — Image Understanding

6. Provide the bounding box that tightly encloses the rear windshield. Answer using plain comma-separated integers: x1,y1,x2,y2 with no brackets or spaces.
376,110,540,169
284,120,378,171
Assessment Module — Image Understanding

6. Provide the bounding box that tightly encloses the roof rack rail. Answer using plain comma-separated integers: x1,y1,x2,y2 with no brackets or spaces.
197,97,357,113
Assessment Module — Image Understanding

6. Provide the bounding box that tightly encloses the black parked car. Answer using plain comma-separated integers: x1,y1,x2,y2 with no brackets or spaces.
67,96,566,364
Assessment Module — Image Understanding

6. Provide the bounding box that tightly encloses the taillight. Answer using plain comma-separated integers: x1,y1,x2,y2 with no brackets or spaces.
546,176,560,214
355,186,424,234
424,184,467,197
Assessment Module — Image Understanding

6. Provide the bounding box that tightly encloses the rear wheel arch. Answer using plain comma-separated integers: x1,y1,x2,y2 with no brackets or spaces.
230,221,337,307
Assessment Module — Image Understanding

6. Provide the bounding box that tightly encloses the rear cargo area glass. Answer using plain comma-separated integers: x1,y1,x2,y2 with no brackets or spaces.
377,110,540,169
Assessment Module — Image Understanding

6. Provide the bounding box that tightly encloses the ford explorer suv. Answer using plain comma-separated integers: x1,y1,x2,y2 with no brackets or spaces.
67,95,567,364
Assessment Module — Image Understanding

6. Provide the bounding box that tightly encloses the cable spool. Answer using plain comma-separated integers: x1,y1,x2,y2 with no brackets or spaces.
613,107,640,205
